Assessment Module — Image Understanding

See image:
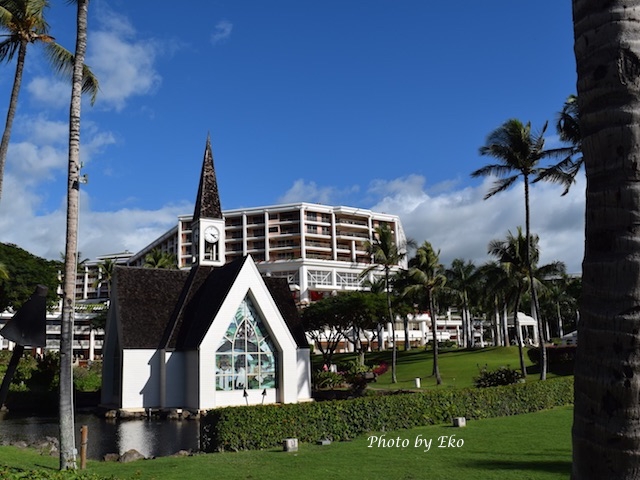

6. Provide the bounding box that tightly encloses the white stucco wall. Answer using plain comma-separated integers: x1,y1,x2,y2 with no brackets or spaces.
296,348,312,401
121,349,159,410
165,351,186,408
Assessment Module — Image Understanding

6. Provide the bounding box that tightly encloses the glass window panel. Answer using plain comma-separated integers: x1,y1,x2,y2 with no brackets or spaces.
216,296,278,390
216,354,234,391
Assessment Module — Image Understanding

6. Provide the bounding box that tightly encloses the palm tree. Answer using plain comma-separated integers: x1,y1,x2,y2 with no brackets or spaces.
404,241,446,385
445,259,480,348
143,248,178,269
0,0,98,202
60,0,92,470
571,2,640,476
539,274,575,338
471,118,563,380
535,94,582,196
391,269,420,351
361,276,388,351
487,229,530,376
362,224,406,383
92,258,115,297
478,261,511,347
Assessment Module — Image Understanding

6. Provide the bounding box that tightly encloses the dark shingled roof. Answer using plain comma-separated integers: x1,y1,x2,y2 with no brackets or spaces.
263,277,308,349
111,257,308,352
173,258,245,350
192,135,222,222
112,266,189,349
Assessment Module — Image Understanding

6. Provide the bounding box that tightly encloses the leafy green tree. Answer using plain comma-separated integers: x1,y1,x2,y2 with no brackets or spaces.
0,242,59,311
404,241,446,384
0,0,98,202
302,291,386,366
301,296,348,366
471,118,565,380
143,248,178,269
337,291,386,364
0,261,8,281
362,224,407,383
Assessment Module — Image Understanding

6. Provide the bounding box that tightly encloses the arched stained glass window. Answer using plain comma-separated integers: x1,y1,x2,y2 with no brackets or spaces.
215,296,277,391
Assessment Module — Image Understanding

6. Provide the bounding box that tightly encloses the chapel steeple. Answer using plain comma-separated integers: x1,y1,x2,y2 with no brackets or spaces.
192,134,222,222
191,135,225,267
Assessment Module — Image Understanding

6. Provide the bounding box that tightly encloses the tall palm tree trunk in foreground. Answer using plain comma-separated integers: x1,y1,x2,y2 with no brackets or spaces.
0,39,26,201
572,1,640,477
60,0,89,470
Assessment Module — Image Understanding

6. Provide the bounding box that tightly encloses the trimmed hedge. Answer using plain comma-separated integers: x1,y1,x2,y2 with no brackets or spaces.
201,376,574,452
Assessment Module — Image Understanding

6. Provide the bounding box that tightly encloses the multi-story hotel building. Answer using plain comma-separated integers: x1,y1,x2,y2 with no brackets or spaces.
126,202,408,304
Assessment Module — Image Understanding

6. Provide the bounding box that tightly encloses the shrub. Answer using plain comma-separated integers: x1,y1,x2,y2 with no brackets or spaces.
73,361,102,392
372,362,388,376
27,352,59,392
312,370,345,390
473,365,523,388
201,376,574,452
527,345,577,365
0,350,37,391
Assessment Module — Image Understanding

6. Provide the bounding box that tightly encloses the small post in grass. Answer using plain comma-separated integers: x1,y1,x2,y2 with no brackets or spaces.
452,417,466,427
80,425,88,469
283,438,298,452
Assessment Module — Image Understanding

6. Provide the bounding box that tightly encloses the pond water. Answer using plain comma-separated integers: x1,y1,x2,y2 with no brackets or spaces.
0,412,200,460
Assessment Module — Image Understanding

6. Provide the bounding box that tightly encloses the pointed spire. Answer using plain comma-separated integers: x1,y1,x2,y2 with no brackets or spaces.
192,134,222,222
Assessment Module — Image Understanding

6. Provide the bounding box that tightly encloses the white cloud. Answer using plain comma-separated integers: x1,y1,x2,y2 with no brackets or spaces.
370,175,585,274
86,8,162,111
5,115,115,183
0,168,190,260
278,179,359,205
26,78,71,109
211,20,233,45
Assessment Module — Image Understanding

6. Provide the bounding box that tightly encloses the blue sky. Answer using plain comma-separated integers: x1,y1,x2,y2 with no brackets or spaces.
0,1,584,272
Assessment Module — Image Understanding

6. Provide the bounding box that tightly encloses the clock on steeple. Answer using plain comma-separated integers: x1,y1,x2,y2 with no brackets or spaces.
191,135,225,267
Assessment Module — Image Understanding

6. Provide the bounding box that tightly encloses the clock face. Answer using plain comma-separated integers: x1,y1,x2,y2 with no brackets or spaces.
204,225,220,243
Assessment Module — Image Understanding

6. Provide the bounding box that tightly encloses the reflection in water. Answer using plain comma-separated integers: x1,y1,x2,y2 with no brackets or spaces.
0,413,200,459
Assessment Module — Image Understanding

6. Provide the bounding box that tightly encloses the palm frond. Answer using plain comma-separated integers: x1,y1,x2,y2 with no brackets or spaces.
0,35,19,61
484,175,518,199
0,5,14,29
44,41,99,104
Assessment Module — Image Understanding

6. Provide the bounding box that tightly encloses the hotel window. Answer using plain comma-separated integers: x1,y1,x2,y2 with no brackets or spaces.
215,296,277,391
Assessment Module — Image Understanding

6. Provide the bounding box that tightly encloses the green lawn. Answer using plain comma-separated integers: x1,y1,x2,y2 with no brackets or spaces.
316,346,565,390
0,406,573,480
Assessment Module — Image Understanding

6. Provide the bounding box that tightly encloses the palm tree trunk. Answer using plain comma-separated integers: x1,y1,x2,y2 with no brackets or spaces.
403,316,410,351
60,0,89,470
572,1,640,477
0,40,27,202
385,269,397,383
502,302,509,347
513,289,527,378
523,175,547,380
531,281,547,380
556,301,564,338
429,293,442,385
